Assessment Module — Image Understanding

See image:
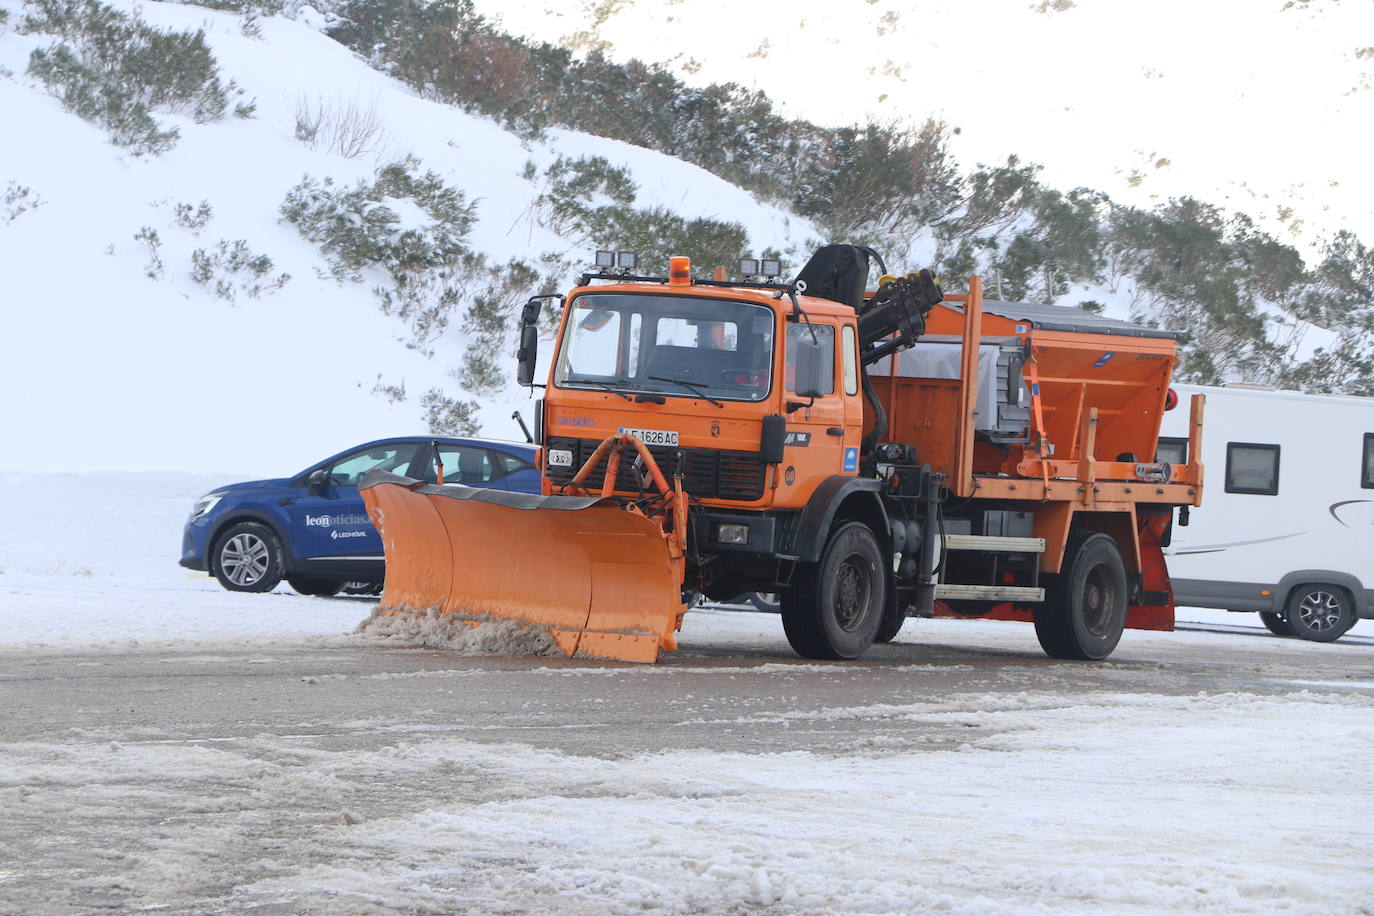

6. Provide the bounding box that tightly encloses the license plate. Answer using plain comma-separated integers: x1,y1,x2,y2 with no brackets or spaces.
547,448,573,467
618,427,679,446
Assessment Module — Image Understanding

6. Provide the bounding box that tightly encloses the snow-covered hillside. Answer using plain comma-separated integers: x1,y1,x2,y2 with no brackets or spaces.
0,0,814,477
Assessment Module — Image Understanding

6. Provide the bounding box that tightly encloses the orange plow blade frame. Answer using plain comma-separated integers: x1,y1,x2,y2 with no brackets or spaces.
359,469,684,663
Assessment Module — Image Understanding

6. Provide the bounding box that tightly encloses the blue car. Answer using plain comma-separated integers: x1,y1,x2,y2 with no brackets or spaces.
180,436,541,595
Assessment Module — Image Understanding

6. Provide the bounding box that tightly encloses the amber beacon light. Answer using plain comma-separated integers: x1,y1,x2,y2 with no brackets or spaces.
668,256,691,286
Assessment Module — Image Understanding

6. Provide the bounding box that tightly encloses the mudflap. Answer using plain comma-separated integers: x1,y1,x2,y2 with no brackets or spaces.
1126,508,1175,632
359,471,683,663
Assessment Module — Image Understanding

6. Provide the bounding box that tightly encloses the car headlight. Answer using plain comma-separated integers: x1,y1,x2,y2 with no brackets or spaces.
189,492,225,521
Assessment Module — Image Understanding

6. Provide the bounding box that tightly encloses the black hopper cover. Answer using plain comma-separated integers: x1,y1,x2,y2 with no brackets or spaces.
795,244,878,310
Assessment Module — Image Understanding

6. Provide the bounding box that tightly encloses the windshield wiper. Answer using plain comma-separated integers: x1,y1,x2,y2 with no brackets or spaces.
577,380,633,401
648,375,724,407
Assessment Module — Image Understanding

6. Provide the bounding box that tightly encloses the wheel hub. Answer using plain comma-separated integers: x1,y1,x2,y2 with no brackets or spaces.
1298,591,1341,631
833,556,871,632
1081,566,1116,637
222,533,269,586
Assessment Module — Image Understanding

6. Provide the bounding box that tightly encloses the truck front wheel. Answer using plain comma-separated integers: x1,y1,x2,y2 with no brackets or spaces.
1034,532,1127,660
781,522,886,660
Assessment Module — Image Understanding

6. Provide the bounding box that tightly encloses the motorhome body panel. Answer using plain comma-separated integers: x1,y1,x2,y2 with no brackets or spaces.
1160,384,1374,618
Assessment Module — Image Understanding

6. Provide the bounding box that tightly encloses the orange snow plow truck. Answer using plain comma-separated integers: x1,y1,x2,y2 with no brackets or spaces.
360,244,1204,663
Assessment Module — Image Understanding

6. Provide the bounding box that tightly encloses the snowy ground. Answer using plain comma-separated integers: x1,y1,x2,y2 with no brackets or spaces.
2,472,1373,914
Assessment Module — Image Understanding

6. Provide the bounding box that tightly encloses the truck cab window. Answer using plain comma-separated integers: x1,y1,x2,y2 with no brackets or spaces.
841,324,858,395
555,294,774,402
1225,442,1279,495
564,307,625,377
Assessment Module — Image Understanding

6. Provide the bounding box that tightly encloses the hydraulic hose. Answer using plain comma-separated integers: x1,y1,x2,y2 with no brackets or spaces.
860,366,887,456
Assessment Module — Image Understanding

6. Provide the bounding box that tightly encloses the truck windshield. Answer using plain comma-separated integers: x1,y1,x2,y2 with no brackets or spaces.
553,293,775,402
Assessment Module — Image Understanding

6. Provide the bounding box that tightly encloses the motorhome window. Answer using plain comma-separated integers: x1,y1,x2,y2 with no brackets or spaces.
1363,433,1374,489
1225,442,1280,495
553,294,774,402
1156,437,1188,466
786,323,836,395
841,324,858,395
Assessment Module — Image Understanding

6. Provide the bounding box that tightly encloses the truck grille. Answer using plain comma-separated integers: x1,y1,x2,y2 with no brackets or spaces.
545,436,766,502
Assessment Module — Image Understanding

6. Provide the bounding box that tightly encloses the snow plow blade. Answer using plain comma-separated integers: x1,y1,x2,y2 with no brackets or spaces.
358,471,683,663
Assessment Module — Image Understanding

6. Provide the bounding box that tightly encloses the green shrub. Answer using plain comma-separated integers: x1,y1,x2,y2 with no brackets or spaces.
132,225,162,279
190,239,290,301
22,0,249,154
173,199,213,234
282,157,485,352
3,181,44,224
420,387,480,436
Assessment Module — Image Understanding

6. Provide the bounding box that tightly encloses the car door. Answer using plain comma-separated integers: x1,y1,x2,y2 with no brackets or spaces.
491,447,541,494
287,442,420,560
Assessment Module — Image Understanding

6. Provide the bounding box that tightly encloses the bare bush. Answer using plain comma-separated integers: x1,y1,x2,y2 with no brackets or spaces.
292,93,389,159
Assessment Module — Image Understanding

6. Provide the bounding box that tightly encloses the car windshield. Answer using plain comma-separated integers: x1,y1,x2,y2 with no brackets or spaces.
553,293,775,402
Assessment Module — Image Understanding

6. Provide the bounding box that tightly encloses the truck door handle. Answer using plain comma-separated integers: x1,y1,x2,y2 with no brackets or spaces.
826,427,844,436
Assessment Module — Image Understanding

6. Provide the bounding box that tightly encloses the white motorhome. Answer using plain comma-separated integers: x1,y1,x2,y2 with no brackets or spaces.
1159,383,1374,641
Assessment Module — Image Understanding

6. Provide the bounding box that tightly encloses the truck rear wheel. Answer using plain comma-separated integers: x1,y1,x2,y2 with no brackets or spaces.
781,522,886,660
1034,532,1127,660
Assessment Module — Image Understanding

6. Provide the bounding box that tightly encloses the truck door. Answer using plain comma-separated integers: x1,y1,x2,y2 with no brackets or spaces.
782,321,852,500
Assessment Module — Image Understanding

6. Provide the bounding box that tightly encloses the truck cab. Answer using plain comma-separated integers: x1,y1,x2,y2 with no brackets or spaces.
542,281,865,513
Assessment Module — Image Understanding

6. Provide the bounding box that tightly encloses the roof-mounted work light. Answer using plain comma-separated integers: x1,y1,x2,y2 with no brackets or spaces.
760,258,782,277
738,257,760,277
617,251,638,270
594,250,616,268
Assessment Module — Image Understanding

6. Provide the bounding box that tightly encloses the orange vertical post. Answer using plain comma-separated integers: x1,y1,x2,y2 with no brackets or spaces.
953,276,983,496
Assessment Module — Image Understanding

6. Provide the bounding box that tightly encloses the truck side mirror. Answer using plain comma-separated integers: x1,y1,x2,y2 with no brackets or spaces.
516,299,542,387
793,339,826,399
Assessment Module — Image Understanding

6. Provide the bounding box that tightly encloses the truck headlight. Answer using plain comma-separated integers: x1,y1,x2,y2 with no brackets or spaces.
715,523,750,545
189,492,225,521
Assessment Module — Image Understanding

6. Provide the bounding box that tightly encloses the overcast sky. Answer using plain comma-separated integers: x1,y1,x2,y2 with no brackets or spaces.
476,0,1374,253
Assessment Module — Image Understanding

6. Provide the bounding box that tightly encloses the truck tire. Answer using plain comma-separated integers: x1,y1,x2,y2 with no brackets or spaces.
1285,585,1356,642
1258,611,1295,637
288,576,344,597
781,522,886,660
874,610,905,643
211,521,285,593
749,593,781,613
1033,532,1127,660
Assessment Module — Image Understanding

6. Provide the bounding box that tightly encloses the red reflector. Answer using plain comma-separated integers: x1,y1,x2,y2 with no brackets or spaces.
1164,388,1178,411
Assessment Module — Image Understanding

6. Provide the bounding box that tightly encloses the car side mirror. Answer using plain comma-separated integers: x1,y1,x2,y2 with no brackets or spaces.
307,468,327,492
